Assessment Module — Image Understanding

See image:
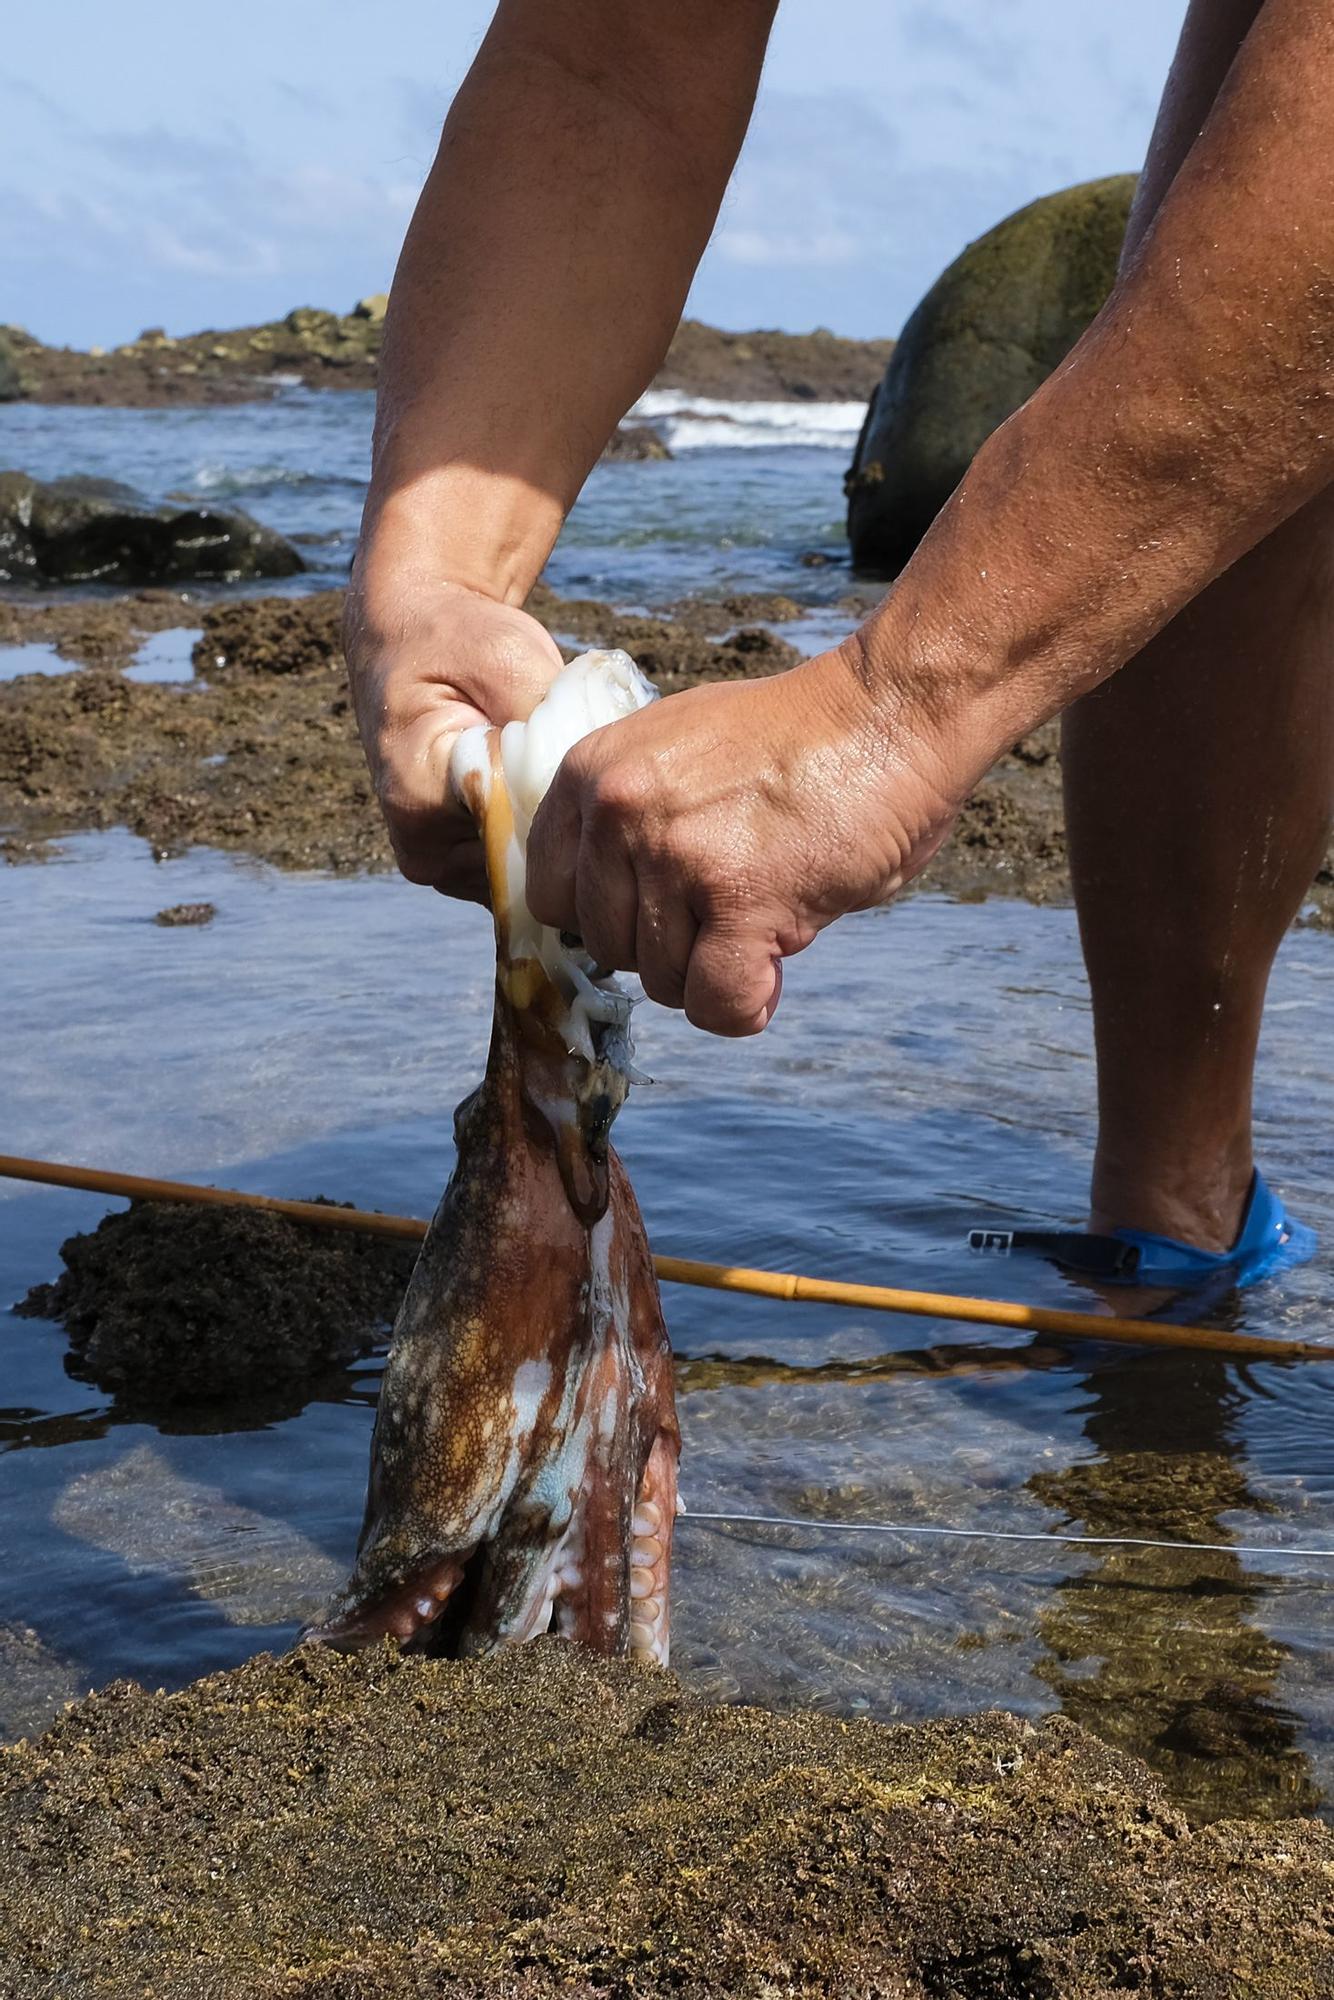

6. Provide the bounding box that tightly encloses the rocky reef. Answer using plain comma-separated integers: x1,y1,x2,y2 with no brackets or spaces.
17,1199,416,1410
0,307,892,410
3,1641,1333,1997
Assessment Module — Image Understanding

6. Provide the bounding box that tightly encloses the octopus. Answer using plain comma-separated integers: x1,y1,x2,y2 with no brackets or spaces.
307,653,680,1665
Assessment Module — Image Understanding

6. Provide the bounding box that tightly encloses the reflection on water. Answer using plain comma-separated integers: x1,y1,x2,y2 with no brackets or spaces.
4,830,1334,1823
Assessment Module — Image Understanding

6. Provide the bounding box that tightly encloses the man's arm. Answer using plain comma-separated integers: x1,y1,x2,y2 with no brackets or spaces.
528,0,1334,1030
865,0,1334,755
348,0,778,898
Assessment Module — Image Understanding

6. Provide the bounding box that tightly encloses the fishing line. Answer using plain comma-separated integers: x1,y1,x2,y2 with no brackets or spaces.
681,1508,1334,1567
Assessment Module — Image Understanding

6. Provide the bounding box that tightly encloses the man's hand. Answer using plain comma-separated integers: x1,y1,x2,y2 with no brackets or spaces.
526,643,965,1036
346,575,563,903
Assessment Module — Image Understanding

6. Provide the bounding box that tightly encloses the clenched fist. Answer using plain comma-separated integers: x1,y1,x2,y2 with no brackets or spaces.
346,573,564,903
526,640,965,1036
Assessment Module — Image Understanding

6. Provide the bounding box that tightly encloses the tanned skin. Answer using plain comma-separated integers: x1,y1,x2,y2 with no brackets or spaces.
349,0,1334,1249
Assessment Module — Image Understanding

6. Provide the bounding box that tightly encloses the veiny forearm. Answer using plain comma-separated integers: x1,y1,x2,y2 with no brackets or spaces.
860,0,1334,774
363,0,777,606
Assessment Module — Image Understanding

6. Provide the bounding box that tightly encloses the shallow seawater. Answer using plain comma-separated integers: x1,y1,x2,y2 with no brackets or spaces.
0,390,858,604
4,831,1334,1823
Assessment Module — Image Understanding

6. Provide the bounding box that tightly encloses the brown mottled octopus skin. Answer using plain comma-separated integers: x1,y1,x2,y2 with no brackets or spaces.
307,743,679,1663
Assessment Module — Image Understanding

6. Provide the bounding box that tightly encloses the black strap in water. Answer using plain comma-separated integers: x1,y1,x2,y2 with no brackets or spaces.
967,1227,1142,1281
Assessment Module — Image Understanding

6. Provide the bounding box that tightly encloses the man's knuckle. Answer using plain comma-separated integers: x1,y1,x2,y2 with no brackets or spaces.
591,762,652,823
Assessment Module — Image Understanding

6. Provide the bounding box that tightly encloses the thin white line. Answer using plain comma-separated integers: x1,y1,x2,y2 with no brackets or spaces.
682,1510,1334,1565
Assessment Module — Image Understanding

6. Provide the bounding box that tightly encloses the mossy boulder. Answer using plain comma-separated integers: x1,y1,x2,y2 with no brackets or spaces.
846,175,1137,573
0,470,304,586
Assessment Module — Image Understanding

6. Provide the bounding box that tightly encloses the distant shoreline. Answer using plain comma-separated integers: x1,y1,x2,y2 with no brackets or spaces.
0,308,892,411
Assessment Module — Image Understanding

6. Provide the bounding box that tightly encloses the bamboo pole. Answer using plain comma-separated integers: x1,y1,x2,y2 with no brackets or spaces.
1,1150,1326,1362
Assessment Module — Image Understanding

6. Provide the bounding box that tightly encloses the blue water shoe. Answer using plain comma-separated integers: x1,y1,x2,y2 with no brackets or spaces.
969,1170,1315,1292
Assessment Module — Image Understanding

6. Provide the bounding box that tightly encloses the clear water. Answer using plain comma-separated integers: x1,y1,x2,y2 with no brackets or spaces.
5,387,1334,1826
4,833,1334,1824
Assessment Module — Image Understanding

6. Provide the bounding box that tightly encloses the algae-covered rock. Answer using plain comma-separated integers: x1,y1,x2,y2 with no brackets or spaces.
602,421,673,461
194,589,346,678
2,1642,1333,1998
16,1199,415,1407
0,470,304,585
846,175,1137,573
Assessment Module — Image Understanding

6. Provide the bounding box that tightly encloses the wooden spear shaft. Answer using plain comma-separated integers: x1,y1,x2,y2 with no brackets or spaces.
0,1151,1325,1362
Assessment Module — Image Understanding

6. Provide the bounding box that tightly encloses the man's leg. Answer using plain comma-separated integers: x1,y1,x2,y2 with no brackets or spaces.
1072,0,1334,1248
1064,499,1334,1249
1064,0,1334,1251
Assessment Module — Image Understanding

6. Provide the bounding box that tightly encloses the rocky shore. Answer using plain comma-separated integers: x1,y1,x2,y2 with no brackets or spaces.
0,308,892,410
3,1640,1332,1998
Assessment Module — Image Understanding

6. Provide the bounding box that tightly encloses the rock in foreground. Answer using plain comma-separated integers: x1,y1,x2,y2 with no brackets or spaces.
0,471,303,586
2,1643,1332,1998
846,176,1136,573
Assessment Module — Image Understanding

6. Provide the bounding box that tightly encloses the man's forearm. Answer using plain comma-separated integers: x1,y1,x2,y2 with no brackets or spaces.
859,0,1334,774
362,0,777,607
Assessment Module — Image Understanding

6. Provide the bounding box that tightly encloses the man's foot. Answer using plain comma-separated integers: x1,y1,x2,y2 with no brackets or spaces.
970,1171,1317,1314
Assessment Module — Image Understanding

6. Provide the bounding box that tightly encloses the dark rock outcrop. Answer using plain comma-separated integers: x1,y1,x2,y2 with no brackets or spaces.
0,471,304,585
846,175,1137,573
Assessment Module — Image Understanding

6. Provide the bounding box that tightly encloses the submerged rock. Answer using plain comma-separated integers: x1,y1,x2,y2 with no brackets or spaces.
16,1199,415,1406
2,1641,1332,1998
846,175,1137,573
0,470,304,586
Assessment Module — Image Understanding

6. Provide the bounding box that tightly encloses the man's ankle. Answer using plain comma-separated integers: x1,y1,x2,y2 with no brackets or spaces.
1088,1146,1254,1254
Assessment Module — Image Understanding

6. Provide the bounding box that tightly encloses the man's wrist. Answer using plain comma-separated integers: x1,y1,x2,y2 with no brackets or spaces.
356,464,564,612
845,565,1040,800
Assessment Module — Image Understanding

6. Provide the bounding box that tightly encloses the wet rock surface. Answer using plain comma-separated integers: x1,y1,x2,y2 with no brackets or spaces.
846,176,1136,572
195,588,345,678
0,588,201,667
2,312,892,409
16,1200,415,1407
3,1640,1333,1999
0,471,303,587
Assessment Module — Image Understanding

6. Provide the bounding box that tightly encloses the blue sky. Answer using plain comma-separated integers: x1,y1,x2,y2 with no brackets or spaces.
3,1,1186,350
